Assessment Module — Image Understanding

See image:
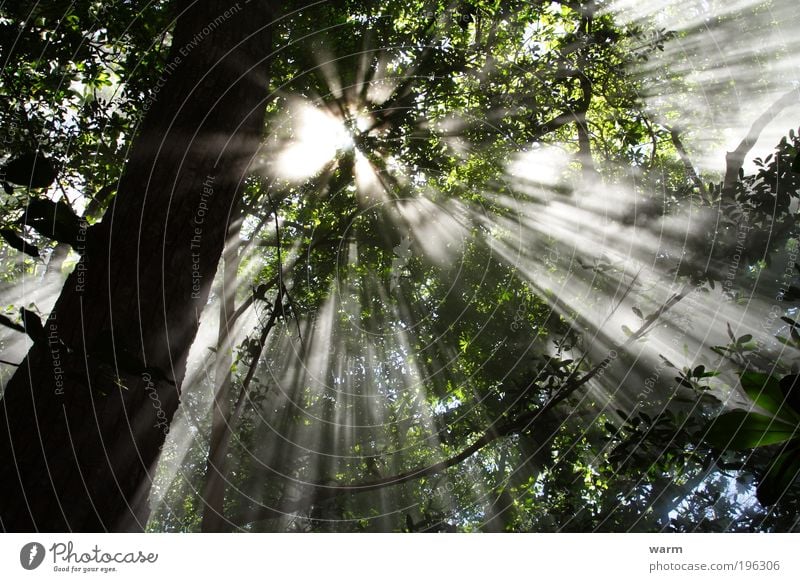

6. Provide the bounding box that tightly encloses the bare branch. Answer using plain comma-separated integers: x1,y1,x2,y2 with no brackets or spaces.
722,89,799,196
667,127,708,198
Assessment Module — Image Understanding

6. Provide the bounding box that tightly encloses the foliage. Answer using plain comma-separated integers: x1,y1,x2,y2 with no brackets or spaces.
1,0,799,532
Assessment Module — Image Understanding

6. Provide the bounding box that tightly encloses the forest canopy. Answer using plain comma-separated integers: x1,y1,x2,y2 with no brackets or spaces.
0,0,799,532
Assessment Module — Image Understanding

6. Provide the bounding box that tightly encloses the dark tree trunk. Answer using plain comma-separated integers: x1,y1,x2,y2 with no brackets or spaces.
0,0,274,532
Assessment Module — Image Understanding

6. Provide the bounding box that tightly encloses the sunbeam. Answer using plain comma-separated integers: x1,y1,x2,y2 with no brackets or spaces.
7,0,799,537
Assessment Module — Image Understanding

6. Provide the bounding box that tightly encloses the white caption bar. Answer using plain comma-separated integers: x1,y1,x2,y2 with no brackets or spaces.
0,533,796,580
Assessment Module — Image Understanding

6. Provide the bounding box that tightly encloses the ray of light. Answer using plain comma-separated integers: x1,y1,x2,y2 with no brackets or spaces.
271,100,354,183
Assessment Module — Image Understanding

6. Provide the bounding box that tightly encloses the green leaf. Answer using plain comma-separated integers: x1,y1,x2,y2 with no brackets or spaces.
757,444,800,506
705,411,797,450
779,374,800,414
740,372,799,422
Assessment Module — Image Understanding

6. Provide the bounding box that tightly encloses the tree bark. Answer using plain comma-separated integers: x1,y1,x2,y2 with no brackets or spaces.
0,0,274,532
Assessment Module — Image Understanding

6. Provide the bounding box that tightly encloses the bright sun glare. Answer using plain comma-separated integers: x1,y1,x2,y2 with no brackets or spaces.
274,102,354,182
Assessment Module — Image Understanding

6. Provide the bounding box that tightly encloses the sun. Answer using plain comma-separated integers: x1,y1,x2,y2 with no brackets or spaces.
274,102,354,182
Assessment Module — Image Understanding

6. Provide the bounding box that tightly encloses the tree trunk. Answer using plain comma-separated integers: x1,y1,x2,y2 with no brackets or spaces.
0,0,274,532
200,227,241,532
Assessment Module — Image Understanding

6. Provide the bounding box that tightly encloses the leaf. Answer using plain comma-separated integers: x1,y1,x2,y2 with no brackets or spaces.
782,285,800,302
779,374,800,414
710,346,730,357
756,444,800,506
740,372,799,422
0,229,40,258
704,411,797,451
1,153,58,189
23,198,85,249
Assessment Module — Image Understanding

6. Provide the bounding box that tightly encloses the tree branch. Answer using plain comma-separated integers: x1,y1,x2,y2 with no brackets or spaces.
722,88,799,196
668,127,708,199
0,313,26,335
